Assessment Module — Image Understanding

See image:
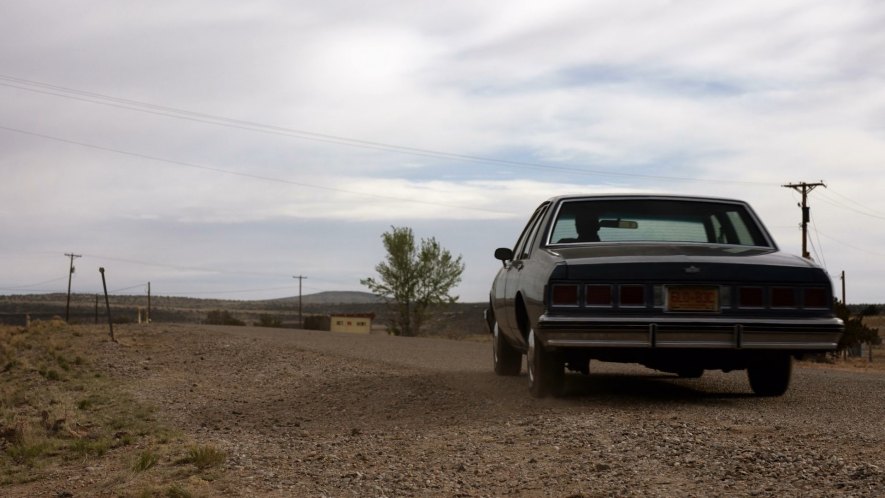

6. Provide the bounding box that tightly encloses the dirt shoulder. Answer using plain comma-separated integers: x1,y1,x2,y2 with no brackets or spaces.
3,323,884,497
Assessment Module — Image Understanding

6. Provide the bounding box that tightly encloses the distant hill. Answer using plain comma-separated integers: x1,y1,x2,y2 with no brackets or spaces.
264,291,383,306
0,291,488,337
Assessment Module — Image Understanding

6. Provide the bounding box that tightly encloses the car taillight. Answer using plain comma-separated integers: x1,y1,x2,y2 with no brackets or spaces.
619,285,645,307
803,287,828,308
551,284,579,306
771,287,797,308
739,287,764,308
586,285,612,306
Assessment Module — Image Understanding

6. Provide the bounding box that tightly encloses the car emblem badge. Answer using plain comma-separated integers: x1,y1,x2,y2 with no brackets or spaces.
684,265,701,274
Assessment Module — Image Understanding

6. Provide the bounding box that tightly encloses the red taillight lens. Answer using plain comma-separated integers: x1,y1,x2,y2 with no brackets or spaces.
803,288,827,308
771,287,797,308
551,284,579,306
586,285,612,306
619,285,645,307
739,287,764,308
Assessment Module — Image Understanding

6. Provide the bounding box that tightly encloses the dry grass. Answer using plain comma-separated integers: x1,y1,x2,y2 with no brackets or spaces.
179,445,226,470
0,321,219,496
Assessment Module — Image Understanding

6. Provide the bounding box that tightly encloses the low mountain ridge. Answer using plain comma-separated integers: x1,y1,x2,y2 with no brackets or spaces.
264,291,384,305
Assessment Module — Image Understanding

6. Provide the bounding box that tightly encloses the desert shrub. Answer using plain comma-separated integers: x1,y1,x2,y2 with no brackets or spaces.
204,310,245,326
255,314,283,328
132,450,159,472
39,368,61,381
179,445,226,470
69,437,110,458
835,301,881,352
165,484,194,498
6,440,49,465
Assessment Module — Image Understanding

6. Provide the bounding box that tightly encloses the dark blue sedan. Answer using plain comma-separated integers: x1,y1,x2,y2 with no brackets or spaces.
488,194,844,398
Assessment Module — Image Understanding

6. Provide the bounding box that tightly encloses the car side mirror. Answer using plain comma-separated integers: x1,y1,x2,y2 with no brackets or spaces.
494,247,513,265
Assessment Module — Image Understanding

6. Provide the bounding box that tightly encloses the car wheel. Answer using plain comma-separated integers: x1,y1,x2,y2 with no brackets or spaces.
492,322,522,376
747,352,792,396
527,328,564,398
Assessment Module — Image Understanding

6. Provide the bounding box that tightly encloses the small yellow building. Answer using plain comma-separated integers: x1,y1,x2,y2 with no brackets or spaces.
329,313,374,334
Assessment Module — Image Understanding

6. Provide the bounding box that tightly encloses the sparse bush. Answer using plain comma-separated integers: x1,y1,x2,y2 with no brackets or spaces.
179,445,226,470
204,310,245,326
6,440,49,465
77,396,97,410
132,450,159,472
69,437,110,458
255,314,283,328
56,354,70,372
166,484,194,498
40,369,61,381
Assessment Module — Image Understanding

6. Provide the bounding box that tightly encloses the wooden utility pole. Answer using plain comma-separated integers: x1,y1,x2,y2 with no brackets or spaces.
293,275,307,328
840,271,846,303
147,281,151,324
782,181,826,259
64,252,81,322
98,268,116,342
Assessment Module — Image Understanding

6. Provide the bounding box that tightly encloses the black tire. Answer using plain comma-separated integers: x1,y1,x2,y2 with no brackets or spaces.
527,328,564,398
492,322,522,376
747,353,792,397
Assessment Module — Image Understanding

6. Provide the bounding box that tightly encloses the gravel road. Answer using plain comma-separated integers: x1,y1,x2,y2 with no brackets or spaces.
94,324,885,496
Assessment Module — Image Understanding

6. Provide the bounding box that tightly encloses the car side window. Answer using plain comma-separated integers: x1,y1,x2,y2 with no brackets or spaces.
518,205,549,259
513,203,549,260
726,211,758,245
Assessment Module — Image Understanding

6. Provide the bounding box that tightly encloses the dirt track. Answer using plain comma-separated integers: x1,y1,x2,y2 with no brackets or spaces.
18,324,885,496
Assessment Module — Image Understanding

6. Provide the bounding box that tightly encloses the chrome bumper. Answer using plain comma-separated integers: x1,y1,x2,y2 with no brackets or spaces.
537,315,843,350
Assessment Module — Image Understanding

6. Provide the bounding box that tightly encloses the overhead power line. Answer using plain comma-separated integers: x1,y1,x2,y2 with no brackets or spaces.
78,252,308,279
109,282,150,294
0,74,772,186
816,189,885,221
0,124,510,215
815,230,885,257
1,276,68,291
808,210,827,270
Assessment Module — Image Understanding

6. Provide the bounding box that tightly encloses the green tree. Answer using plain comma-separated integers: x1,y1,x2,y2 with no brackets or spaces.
361,226,465,336
834,300,881,352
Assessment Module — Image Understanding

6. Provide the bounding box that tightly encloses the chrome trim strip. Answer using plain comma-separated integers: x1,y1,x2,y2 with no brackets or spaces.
539,315,843,327
741,342,839,349
538,314,842,351
545,339,838,349
547,339,651,348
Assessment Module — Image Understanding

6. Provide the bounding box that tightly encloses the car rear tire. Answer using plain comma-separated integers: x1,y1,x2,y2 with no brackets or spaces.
493,322,522,376
747,352,792,396
527,328,564,398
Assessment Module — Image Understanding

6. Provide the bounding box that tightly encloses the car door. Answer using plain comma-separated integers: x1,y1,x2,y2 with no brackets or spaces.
498,203,550,340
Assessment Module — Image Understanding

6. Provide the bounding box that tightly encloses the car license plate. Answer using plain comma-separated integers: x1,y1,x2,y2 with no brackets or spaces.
667,286,719,312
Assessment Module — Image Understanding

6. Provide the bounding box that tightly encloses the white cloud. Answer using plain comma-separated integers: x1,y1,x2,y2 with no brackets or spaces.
2,1,885,302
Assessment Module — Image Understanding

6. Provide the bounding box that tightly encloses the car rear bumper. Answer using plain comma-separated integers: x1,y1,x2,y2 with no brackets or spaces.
537,315,843,350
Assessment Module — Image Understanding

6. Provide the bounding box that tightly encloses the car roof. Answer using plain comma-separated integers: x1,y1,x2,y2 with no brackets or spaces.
545,193,751,205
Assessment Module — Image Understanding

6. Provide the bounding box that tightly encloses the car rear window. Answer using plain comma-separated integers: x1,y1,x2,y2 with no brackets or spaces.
548,199,771,247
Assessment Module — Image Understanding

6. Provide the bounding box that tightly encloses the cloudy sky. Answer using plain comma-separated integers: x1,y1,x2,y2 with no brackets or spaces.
2,1,884,304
